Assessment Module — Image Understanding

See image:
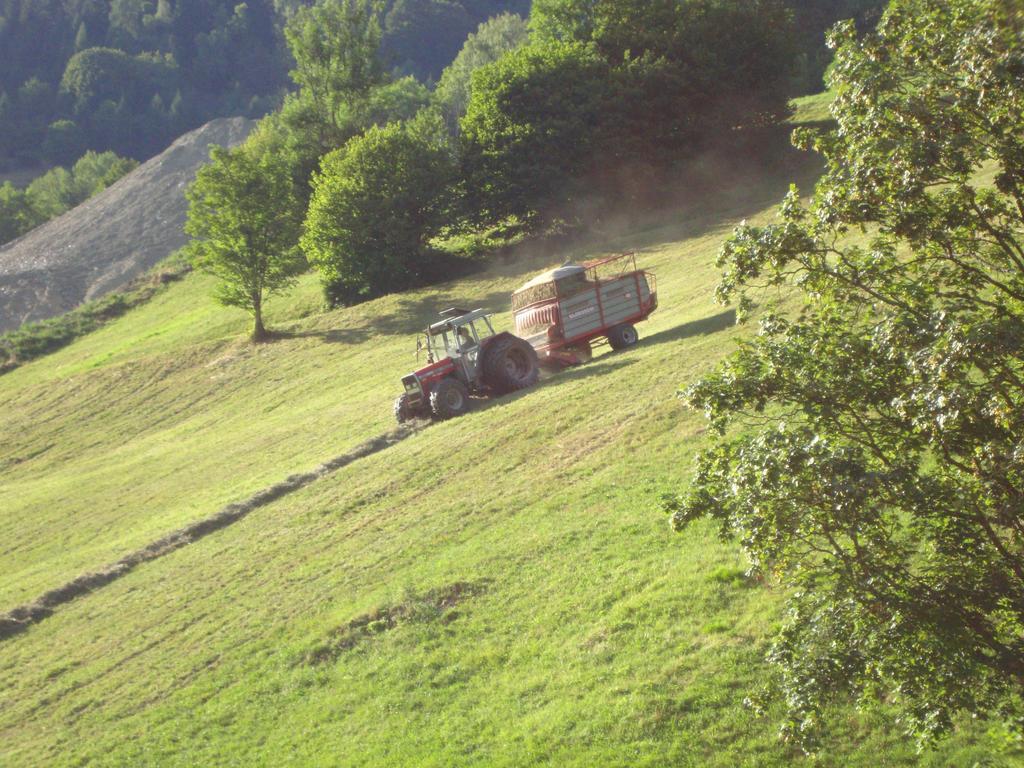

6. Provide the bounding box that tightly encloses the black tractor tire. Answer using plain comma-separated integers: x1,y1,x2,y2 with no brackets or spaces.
482,335,540,393
394,393,416,424
606,323,639,351
430,377,470,419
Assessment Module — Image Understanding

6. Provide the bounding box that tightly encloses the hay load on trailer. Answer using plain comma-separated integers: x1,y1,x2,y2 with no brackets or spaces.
512,252,657,366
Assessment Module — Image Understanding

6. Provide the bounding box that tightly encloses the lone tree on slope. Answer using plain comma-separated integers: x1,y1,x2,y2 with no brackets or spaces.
185,144,305,341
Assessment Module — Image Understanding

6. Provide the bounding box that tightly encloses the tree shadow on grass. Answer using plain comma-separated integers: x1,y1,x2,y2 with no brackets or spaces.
274,289,515,348
366,289,512,337
272,327,373,345
641,309,737,349
467,357,640,418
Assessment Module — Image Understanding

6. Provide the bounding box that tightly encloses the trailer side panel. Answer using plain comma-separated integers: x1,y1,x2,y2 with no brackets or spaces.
558,275,651,341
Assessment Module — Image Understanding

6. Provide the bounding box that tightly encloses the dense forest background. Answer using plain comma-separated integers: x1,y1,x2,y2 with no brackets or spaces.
0,0,881,170
0,0,529,166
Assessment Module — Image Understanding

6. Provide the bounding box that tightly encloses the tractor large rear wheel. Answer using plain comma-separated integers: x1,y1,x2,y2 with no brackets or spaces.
430,378,470,419
483,336,540,393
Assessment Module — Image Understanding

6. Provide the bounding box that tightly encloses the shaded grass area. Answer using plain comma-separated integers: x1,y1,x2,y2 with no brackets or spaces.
788,90,836,127
0,150,1018,766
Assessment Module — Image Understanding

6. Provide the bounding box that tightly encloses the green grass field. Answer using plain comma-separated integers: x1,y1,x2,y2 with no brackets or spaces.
788,90,836,126
0,146,1019,766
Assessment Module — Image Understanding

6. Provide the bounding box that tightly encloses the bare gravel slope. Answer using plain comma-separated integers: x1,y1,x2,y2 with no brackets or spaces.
0,117,255,332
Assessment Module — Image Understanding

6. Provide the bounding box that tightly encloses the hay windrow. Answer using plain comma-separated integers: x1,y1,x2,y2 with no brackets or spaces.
0,424,422,640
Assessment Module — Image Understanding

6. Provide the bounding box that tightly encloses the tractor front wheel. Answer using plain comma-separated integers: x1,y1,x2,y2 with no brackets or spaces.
606,323,639,351
394,393,416,424
483,336,540,393
430,378,470,419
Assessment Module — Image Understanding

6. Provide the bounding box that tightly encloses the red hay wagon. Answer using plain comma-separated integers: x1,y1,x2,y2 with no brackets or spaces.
511,252,658,366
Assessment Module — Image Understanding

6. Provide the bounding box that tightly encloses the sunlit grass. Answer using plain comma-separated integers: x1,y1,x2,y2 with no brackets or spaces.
0,149,1017,766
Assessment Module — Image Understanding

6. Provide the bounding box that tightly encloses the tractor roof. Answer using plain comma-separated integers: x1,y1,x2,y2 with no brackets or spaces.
426,307,490,335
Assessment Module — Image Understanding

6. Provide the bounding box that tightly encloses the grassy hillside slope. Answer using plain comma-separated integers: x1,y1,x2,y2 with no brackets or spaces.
0,154,1018,766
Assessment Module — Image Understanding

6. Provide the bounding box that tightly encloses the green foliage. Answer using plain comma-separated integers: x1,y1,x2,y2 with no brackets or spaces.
359,75,431,126
433,11,528,131
460,40,609,225
302,112,455,305
74,20,89,51
531,0,879,98
41,119,86,165
55,46,183,156
666,0,1024,749
24,150,138,222
382,0,472,77
380,0,528,80
0,0,291,164
0,0,536,166
60,47,137,114
24,167,75,219
0,150,136,245
185,143,305,340
462,0,798,228
785,0,886,94
269,73,431,205
0,182,44,244
532,0,796,117
68,149,137,194
284,0,388,143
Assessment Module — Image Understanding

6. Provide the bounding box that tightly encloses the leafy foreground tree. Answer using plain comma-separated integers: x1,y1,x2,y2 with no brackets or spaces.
665,0,1024,750
302,112,454,306
185,145,304,341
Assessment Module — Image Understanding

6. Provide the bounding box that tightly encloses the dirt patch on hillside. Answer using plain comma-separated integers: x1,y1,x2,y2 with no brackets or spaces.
0,423,424,641
0,117,255,332
303,580,490,665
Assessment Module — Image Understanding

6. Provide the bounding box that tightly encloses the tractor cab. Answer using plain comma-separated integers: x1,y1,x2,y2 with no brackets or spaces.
420,307,496,371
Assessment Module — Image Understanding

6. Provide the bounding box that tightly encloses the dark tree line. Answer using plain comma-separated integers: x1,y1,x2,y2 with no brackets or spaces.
0,0,526,167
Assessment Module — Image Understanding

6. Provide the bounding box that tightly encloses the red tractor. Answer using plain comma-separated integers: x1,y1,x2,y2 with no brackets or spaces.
393,307,540,423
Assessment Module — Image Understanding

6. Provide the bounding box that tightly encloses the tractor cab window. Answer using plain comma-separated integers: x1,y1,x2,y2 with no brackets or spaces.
456,325,478,351
426,330,451,361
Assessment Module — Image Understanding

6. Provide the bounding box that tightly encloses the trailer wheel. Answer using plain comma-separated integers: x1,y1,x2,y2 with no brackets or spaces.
430,378,470,419
606,323,639,351
483,336,540,393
